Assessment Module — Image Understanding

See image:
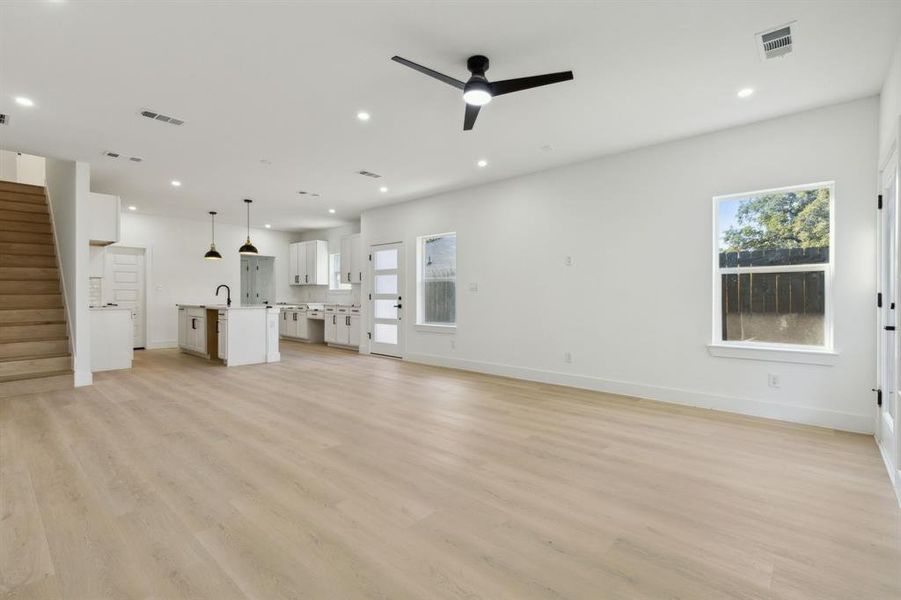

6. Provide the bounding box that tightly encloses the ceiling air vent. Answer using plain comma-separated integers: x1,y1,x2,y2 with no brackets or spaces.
139,109,185,126
756,23,794,60
129,157,143,162
104,151,120,158
357,170,382,179
0,114,7,125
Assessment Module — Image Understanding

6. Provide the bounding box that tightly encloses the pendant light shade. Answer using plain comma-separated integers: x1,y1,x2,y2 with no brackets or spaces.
239,198,259,255
204,211,222,260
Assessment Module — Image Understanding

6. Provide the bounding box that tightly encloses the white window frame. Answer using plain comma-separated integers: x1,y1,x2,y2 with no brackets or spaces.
416,231,457,333
709,181,837,364
329,253,351,292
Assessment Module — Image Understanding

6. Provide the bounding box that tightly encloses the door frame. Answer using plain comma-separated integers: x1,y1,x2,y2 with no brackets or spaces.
369,241,405,358
104,245,147,349
877,141,901,505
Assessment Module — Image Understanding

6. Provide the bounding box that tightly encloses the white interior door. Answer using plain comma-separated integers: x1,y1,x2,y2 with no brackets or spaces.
103,247,145,348
878,148,899,480
369,242,404,358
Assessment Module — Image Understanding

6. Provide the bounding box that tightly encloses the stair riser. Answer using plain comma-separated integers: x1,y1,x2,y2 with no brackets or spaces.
0,255,57,268
0,339,68,360
0,281,60,294
0,267,59,281
0,181,44,195
0,294,62,308
0,323,68,342
0,372,72,397
0,211,50,224
0,308,66,324
0,200,48,214
0,191,46,205
0,355,71,379
0,221,52,234
0,243,55,257
0,231,53,244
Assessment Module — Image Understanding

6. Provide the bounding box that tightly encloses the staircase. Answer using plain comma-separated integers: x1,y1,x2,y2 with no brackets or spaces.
0,180,72,396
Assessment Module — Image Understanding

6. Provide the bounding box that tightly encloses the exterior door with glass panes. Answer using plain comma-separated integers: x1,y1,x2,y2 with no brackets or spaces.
878,148,899,479
369,242,404,358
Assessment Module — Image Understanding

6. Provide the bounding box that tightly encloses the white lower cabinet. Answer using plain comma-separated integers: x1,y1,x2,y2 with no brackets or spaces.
324,308,360,347
217,311,227,360
280,308,310,340
178,307,207,355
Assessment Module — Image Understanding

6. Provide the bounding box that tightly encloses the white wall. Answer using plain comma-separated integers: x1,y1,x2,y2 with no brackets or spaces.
361,98,879,433
118,212,303,348
292,223,362,305
45,158,92,386
880,35,901,165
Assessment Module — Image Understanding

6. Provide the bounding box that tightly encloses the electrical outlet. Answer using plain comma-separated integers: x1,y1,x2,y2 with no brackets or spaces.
768,373,780,388
564,256,573,266
468,282,478,292
564,352,572,364
450,339,456,350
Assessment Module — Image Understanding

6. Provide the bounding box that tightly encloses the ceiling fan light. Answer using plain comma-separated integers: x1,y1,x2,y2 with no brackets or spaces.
463,88,492,106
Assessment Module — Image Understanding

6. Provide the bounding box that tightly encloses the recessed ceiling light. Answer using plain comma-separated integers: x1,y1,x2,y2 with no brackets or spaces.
477,159,488,168
328,208,336,214
357,111,371,121
379,186,388,193
14,96,34,107
171,180,182,187
128,206,137,211
737,88,754,98
264,223,271,229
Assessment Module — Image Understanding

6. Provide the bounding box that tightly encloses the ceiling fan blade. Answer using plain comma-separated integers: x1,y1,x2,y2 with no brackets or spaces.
463,103,481,131
489,71,574,97
391,56,465,90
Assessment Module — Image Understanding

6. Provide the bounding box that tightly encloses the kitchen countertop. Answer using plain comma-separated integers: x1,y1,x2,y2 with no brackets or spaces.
176,304,273,310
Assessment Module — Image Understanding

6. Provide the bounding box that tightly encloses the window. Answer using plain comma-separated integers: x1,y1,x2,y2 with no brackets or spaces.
329,253,351,291
713,182,833,350
417,232,456,327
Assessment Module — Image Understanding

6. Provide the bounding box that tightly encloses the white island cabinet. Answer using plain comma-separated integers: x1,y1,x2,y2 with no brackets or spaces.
177,305,279,366
90,307,133,371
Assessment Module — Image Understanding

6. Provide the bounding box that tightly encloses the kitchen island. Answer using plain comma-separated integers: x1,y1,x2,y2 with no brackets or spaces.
177,304,280,367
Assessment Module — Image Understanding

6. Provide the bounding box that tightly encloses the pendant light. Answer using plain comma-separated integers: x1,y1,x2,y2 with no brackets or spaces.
238,198,259,255
204,211,222,260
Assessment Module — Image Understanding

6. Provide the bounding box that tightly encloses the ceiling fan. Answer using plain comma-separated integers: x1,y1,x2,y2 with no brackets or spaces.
391,55,574,131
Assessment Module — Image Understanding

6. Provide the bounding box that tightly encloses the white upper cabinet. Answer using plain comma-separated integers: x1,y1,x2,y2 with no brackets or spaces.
289,240,328,285
340,234,363,284
89,192,121,246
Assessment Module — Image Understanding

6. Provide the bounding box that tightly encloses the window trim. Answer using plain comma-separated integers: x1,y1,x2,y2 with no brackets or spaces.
416,231,457,329
328,252,351,293
711,181,835,357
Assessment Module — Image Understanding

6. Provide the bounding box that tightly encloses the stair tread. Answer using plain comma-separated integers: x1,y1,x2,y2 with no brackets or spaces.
0,320,67,326
0,352,69,363
0,336,68,343
0,369,73,383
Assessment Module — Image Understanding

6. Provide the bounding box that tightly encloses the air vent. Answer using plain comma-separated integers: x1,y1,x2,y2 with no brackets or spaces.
357,170,382,179
104,151,120,158
139,109,185,126
756,23,794,60
0,114,7,125
129,157,143,162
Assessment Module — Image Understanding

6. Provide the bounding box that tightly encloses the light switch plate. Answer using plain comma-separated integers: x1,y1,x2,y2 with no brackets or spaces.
468,282,478,292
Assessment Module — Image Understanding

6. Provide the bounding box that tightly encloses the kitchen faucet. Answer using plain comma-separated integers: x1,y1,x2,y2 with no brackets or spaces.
216,284,231,307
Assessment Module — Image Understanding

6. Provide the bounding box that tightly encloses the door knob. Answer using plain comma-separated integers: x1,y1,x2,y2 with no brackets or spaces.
393,304,402,309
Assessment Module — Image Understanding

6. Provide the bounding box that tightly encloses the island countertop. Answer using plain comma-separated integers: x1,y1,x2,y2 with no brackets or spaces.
176,304,273,311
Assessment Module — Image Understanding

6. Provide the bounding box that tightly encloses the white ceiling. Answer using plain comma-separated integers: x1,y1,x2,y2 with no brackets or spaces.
1,1,899,231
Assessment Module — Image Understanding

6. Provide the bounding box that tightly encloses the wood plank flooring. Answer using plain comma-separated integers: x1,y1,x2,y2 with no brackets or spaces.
1,341,899,599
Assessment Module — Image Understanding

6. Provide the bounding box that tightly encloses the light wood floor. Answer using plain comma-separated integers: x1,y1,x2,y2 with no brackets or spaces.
2,342,900,599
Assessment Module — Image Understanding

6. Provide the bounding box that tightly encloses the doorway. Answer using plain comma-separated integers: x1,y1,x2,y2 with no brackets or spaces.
103,246,146,348
369,242,404,358
877,147,899,484
241,255,275,305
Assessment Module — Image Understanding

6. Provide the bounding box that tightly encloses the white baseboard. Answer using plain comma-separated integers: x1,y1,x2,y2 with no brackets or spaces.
405,353,874,434
146,340,178,349
74,369,93,387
